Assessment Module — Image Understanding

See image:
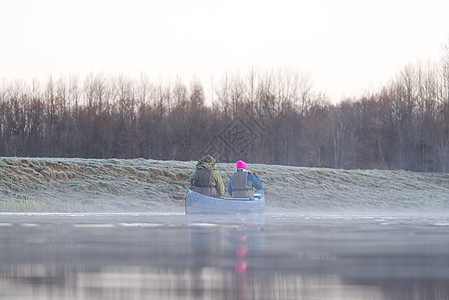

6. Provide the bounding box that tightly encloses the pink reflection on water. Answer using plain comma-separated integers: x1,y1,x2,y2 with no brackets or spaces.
235,226,248,297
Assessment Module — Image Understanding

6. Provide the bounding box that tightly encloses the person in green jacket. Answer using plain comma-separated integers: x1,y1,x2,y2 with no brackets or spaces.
190,155,225,197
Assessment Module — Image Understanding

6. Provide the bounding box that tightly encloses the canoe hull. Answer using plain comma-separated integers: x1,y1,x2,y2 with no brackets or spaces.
185,189,265,214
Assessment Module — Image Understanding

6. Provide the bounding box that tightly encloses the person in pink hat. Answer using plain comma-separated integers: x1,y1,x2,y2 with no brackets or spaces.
227,160,263,197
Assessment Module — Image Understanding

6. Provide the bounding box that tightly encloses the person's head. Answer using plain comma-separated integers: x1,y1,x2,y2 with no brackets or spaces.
236,160,248,170
201,155,216,166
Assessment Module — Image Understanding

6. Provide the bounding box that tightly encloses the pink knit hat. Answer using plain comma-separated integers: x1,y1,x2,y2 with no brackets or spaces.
236,160,248,170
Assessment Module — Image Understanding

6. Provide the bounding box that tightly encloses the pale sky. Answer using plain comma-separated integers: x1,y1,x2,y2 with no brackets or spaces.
1,0,449,101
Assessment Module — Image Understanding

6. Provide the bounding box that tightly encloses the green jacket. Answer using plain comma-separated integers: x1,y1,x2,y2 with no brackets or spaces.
190,160,225,197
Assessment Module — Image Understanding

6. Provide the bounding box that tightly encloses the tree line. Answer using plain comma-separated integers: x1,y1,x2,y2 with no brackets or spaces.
1,53,449,172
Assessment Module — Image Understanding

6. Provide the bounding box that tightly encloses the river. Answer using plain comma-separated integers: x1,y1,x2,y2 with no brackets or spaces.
1,212,448,300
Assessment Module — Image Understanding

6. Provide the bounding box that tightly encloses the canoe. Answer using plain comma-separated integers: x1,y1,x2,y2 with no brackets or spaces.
185,189,265,214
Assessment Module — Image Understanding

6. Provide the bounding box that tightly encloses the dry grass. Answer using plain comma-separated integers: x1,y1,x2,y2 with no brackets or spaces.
1,157,449,213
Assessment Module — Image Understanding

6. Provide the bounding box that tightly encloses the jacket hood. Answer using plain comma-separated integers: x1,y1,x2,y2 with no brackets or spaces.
196,160,215,170
196,155,216,170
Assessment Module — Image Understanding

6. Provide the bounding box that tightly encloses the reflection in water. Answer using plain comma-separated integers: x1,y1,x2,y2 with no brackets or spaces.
0,214,449,299
3,264,449,300
235,226,248,298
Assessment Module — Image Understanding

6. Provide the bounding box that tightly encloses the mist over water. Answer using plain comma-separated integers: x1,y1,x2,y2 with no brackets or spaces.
1,157,449,299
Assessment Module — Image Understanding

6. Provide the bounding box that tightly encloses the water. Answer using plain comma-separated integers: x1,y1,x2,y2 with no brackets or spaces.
1,212,449,300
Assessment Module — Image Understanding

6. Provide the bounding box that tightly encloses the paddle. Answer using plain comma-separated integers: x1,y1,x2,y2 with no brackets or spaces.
172,195,185,200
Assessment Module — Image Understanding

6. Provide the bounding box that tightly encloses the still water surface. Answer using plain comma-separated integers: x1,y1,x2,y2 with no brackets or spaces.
0,212,448,300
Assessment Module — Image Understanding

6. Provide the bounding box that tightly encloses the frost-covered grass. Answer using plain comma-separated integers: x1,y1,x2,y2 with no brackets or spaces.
1,157,449,213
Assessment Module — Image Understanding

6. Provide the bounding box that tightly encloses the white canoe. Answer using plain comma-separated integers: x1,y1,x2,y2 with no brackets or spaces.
185,189,265,214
